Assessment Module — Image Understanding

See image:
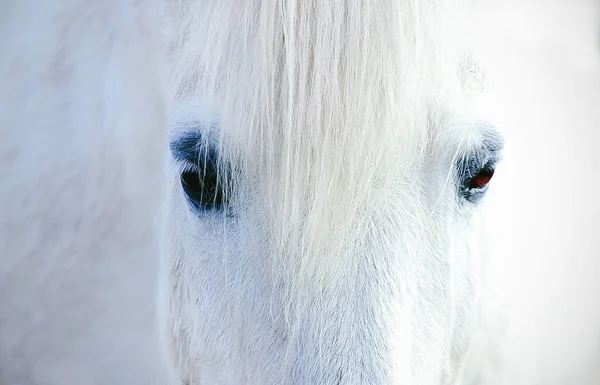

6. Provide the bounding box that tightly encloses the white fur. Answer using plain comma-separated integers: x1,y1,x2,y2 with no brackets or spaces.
160,1,495,384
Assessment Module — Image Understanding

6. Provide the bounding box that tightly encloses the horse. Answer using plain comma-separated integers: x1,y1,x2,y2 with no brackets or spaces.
0,1,504,384
159,1,502,384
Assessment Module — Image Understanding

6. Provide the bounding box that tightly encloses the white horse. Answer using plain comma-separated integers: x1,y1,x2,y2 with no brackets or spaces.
1,1,504,384
159,1,502,384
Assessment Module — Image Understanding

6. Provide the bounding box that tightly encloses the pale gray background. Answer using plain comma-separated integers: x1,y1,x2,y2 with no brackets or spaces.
473,1,600,384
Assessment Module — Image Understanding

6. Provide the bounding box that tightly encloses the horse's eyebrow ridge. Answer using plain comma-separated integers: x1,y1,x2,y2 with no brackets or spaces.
169,120,220,164
170,131,203,163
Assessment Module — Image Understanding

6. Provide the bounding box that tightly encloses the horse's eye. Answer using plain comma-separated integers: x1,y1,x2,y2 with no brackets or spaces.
459,163,496,203
170,131,228,212
180,161,225,211
466,167,494,190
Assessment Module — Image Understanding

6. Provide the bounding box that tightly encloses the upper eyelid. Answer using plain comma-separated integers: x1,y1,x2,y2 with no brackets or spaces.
466,143,502,168
169,131,218,172
458,147,501,178
170,118,219,157
467,124,504,159
456,127,504,175
170,133,202,162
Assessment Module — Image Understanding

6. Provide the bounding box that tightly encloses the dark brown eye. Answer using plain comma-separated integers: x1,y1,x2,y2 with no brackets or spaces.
455,129,504,204
170,131,229,212
180,160,225,211
466,167,494,190
458,162,498,203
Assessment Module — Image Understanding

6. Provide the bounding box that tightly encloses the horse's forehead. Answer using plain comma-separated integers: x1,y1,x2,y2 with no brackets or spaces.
167,0,490,184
